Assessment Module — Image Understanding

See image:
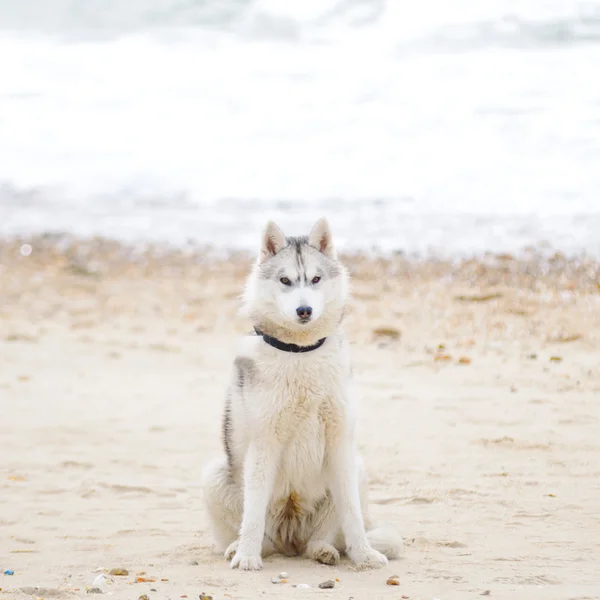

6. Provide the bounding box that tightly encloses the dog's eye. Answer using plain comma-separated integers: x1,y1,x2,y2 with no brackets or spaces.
311,276,321,284
280,277,291,286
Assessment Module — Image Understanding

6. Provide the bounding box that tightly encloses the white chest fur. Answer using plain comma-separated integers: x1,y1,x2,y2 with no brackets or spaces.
239,335,349,500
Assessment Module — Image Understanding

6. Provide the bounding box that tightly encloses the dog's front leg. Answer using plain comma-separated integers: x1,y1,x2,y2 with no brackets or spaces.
230,442,278,571
328,432,388,569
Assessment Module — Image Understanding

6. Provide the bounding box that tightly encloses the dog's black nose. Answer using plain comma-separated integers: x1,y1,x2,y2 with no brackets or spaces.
296,306,312,319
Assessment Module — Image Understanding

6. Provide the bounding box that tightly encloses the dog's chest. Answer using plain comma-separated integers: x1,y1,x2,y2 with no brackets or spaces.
266,356,344,488
272,381,334,501
265,354,343,428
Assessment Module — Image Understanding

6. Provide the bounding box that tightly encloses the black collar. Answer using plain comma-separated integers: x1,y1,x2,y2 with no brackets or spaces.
254,327,326,353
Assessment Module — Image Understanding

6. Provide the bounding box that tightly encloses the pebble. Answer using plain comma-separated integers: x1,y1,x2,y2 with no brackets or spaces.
293,584,311,589
271,577,284,584
278,572,289,579
318,580,335,589
108,568,128,576
20,244,33,257
91,575,108,588
138,596,150,600
386,575,400,586
87,587,103,594
199,594,213,600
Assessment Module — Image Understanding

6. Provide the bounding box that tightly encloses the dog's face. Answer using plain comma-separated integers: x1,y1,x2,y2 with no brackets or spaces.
243,218,348,340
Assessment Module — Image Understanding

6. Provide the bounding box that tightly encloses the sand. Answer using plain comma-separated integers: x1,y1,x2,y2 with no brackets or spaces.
1,237,600,600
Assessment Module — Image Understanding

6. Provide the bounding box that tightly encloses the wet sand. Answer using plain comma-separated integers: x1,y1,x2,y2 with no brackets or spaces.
1,236,599,599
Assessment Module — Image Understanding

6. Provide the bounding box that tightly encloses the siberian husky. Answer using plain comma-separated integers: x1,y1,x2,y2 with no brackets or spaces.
202,218,402,570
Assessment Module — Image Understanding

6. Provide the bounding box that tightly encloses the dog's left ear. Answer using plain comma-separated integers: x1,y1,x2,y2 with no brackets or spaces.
308,217,336,260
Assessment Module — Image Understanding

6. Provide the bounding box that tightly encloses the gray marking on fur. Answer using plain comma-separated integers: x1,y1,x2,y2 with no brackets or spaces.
234,356,256,386
287,236,308,283
289,235,341,279
258,234,341,281
222,388,234,471
287,235,309,255
222,358,256,472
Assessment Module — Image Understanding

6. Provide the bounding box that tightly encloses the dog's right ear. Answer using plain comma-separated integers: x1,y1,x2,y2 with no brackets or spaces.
260,220,286,262
308,217,336,260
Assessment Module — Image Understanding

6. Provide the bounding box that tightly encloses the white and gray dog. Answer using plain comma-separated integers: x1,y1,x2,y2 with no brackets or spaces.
202,218,402,570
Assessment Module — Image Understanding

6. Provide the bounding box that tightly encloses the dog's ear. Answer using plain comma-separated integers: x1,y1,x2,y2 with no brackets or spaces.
260,220,286,262
309,217,336,260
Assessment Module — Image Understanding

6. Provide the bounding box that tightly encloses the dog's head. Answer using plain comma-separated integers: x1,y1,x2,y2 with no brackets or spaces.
242,218,349,344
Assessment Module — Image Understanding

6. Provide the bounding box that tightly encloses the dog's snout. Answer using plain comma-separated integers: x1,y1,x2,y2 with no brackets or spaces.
296,306,312,319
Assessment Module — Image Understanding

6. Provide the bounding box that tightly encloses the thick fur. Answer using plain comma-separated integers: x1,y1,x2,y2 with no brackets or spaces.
202,218,403,570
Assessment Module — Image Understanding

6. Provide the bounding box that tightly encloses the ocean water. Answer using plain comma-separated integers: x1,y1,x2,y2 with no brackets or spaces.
1,0,600,256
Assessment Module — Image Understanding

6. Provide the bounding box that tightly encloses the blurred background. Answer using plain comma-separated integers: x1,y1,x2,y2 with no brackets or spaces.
1,0,600,256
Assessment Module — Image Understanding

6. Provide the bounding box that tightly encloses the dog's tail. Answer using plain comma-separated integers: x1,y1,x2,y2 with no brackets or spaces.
366,523,404,559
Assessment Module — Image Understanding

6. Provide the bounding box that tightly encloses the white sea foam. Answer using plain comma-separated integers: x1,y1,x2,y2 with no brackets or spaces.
1,0,600,255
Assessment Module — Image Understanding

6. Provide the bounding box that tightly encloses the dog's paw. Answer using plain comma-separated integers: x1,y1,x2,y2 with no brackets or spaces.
349,546,388,570
306,541,340,566
224,539,239,561
230,551,263,571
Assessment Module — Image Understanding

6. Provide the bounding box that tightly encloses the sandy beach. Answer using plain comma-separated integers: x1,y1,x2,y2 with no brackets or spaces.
1,236,599,600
